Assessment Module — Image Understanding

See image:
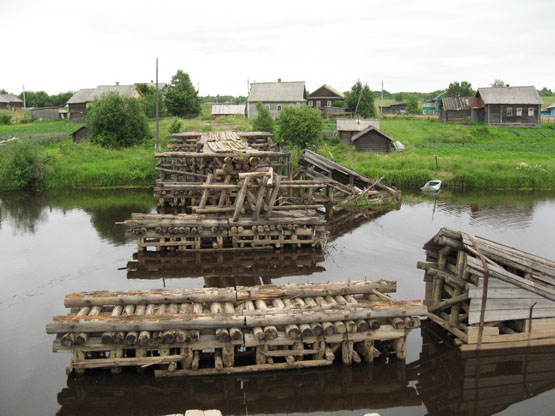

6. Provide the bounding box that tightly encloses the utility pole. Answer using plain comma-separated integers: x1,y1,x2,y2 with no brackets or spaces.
22,84,26,108
155,58,160,150
381,81,384,120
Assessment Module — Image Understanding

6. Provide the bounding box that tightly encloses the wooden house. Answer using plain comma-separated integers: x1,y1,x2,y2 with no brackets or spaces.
246,80,306,119
475,86,542,127
0,94,23,111
380,102,407,115
440,97,471,122
336,118,380,144
66,84,143,122
211,104,246,119
71,126,90,144
349,126,395,153
541,103,555,117
422,91,446,115
307,84,345,117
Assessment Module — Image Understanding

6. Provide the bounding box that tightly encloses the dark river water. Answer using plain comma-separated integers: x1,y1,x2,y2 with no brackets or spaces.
0,188,554,416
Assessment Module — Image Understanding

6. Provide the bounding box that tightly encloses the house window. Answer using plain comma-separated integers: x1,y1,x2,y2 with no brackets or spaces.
277,105,282,112
316,100,321,107
308,100,313,106
516,108,522,117
506,107,513,116
528,107,535,116
265,105,270,111
327,100,332,107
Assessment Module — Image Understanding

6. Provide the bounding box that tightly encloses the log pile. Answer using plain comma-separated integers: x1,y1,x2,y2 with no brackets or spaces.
126,249,325,284
45,280,426,376
168,131,277,152
417,227,555,351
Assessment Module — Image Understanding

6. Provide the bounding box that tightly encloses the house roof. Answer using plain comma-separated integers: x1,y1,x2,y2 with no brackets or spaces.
248,81,306,102
0,93,23,103
71,126,89,136
67,85,142,104
307,84,344,100
140,82,167,90
547,103,555,109
476,86,542,105
351,126,394,142
211,104,246,115
442,97,471,111
336,118,380,132
381,102,407,108
467,97,484,109
433,91,447,101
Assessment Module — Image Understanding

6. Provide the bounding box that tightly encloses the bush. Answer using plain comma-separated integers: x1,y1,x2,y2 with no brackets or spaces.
168,119,182,134
18,117,35,124
276,106,323,150
0,141,43,190
252,102,274,133
86,93,150,148
0,114,11,125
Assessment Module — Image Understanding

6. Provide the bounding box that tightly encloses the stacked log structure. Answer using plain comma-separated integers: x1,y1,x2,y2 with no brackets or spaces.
45,280,426,376
417,227,555,351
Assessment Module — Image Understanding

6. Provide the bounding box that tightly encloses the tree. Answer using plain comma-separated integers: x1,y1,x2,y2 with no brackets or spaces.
345,81,376,118
276,106,323,150
406,95,421,114
136,83,162,118
86,93,150,148
252,102,274,133
539,87,553,96
491,79,506,88
165,70,201,117
0,141,43,190
446,81,474,97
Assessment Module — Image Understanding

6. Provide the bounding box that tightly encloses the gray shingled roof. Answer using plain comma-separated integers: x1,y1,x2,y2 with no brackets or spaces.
211,104,246,115
477,86,542,105
0,93,23,103
547,102,555,109
307,84,344,100
248,81,306,102
336,118,380,132
66,85,141,104
442,97,470,111
351,126,394,142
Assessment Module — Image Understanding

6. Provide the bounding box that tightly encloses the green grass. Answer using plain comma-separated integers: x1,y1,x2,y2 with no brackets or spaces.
323,119,555,189
542,96,555,107
0,119,82,136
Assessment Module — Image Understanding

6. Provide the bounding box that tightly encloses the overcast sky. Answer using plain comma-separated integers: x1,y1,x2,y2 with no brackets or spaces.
1,0,554,96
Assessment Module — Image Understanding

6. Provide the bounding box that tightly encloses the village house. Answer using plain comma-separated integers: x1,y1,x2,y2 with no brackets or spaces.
336,118,402,153
440,97,471,122
380,102,407,115
0,93,23,111
211,104,246,119
307,84,346,118
246,79,306,119
422,91,446,115
541,103,555,117
474,86,542,127
66,83,143,121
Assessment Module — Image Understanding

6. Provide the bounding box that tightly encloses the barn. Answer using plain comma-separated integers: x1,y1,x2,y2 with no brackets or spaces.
246,80,306,119
350,126,395,153
441,97,471,122
66,84,143,122
475,86,542,127
336,119,380,145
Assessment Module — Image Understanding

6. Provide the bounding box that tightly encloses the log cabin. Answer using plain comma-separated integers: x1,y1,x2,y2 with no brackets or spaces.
475,86,542,127
246,80,306,119
0,93,23,110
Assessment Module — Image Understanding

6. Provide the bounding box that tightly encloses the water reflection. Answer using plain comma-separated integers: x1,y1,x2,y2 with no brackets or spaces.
55,326,555,416
126,249,326,286
0,189,155,243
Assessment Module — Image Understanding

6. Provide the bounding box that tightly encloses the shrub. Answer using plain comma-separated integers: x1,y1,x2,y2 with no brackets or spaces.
0,141,43,190
276,106,323,150
168,119,182,134
86,93,150,148
18,117,35,124
252,102,274,133
0,114,11,125
165,70,201,117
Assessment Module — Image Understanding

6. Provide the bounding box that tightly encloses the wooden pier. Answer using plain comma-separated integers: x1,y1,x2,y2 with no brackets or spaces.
46,280,426,376
418,228,555,351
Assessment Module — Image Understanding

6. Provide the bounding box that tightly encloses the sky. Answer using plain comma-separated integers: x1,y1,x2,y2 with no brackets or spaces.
1,0,554,96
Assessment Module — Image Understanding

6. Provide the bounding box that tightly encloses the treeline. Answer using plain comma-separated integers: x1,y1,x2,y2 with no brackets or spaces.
372,90,444,102
200,95,247,104
0,89,74,108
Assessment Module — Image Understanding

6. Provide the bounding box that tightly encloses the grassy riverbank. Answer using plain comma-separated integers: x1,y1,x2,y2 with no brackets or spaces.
324,119,555,189
1,112,554,190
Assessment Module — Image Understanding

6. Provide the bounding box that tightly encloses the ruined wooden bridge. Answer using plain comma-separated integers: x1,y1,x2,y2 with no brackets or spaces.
46,280,426,376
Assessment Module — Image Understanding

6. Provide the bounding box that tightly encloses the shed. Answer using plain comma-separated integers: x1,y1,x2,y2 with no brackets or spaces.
66,84,143,122
350,126,394,153
0,94,23,111
211,104,246,118
380,102,407,115
31,107,61,121
441,97,471,122
336,119,380,144
246,80,306,119
475,86,542,127
71,126,90,144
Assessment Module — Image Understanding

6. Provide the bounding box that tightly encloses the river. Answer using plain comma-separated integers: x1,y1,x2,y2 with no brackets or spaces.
0,188,554,416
